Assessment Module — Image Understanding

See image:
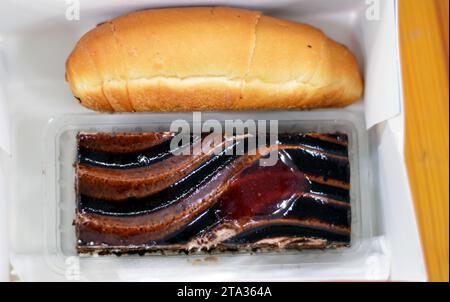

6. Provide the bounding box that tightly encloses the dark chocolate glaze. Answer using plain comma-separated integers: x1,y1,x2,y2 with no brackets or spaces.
305,133,348,145
77,134,241,201
76,154,265,245
278,133,348,157
79,152,238,216
78,134,197,169
283,148,350,182
224,223,350,244
76,131,352,253
78,132,175,154
309,180,350,202
78,139,174,169
286,195,350,226
161,205,222,244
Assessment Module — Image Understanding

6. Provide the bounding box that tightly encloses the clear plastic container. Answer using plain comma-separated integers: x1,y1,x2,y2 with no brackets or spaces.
38,110,386,281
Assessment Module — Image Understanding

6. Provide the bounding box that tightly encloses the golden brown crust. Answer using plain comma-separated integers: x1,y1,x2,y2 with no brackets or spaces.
66,36,113,111
66,7,363,112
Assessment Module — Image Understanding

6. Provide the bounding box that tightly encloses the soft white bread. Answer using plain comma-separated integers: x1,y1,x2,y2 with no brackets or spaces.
66,7,363,112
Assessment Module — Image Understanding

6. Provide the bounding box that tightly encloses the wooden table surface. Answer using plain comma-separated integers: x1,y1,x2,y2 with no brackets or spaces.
400,0,449,282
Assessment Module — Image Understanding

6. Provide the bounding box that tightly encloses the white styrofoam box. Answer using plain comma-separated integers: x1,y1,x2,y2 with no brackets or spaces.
41,110,381,282
0,0,426,281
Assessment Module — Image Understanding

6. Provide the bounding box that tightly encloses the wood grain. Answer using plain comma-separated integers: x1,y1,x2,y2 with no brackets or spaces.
400,0,449,282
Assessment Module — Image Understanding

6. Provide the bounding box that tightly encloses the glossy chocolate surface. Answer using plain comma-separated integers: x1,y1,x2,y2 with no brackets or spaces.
75,132,351,254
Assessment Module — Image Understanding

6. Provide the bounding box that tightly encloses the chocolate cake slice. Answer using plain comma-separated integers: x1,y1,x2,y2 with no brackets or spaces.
75,131,351,254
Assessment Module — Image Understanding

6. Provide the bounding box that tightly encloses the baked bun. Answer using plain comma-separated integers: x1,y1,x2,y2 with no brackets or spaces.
66,7,363,112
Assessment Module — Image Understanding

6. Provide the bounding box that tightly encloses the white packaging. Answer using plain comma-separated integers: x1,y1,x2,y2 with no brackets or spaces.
0,0,426,281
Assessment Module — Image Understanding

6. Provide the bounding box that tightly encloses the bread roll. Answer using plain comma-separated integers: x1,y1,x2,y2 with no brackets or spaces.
66,7,363,112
